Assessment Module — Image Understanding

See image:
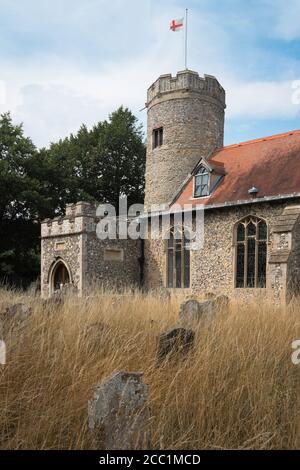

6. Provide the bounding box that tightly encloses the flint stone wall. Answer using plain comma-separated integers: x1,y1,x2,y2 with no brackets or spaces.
143,200,300,303
41,202,142,297
41,234,81,298
145,71,225,208
84,234,141,291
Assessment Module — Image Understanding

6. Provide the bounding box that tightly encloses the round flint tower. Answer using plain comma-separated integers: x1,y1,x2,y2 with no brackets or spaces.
144,70,226,209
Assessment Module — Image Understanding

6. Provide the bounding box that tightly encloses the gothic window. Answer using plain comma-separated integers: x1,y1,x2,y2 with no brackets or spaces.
167,226,190,288
153,127,163,149
235,217,267,288
194,166,209,197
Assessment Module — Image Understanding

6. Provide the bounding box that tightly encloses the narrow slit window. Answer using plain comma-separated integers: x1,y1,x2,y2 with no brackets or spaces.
153,127,163,149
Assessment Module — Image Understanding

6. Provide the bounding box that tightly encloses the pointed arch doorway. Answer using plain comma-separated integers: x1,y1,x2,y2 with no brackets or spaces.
49,259,71,294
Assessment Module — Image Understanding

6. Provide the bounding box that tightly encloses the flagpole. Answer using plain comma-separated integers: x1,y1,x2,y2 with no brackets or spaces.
185,8,188,69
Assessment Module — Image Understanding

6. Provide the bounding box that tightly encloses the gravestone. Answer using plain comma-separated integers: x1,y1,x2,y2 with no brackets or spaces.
157,327,194,362
179,296,229,327
88,371,150,450
0,303,32,338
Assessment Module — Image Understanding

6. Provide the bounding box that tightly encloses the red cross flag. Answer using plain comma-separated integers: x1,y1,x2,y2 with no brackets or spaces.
170,18,184,32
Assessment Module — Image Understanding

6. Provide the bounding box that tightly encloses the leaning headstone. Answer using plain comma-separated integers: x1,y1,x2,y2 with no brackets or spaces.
0,303,32,337
157,327,194,362
88,371,150,450
179,299,201,326
42,293,64,311
179,296,229,327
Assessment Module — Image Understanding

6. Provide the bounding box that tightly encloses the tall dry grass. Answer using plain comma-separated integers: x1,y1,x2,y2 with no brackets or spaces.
0,287,300,449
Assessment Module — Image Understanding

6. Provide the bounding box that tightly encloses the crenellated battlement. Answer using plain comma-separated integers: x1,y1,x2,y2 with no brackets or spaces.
147,70,225,109
41,201,138,239
65,201,96,217
41,202,97,238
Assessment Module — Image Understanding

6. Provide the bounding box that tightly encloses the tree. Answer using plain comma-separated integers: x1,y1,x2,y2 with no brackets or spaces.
0,113,40,286
45,106,146,212
89,106,146,209
0,107,146,287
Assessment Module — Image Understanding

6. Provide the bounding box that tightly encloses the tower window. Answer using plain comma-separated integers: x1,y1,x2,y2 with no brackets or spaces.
166,226,190,288
194,166,209,197
153,127,163,149
235,216,267,288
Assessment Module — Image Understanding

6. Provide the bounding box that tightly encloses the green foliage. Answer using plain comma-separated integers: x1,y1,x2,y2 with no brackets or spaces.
0,107,146,286
45,106,146,210
0,113,40,286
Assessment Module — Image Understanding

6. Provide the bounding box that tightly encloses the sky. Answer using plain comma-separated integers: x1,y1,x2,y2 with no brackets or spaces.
1,0,300,148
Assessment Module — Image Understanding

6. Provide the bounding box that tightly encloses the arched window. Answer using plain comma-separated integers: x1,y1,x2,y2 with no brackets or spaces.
235,217,267,288
167,226,190,288
53,261,70,291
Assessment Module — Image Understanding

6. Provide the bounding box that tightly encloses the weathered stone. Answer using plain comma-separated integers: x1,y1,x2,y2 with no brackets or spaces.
5,303,31,318
157,327,194,362
41,201,141,299
0,303,32,337
179,299,209,326
88,371,150,450
145,71,225,208
179,296,229,327
143,201,300,305
42,294,64,311
39,68,300,308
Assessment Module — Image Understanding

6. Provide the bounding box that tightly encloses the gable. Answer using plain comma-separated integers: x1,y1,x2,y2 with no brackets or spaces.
173,129,300,208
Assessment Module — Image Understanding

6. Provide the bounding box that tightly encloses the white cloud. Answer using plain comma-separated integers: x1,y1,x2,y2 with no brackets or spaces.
2,56,300,147
1,0,300,147
0,49,180,146
225,79,300,119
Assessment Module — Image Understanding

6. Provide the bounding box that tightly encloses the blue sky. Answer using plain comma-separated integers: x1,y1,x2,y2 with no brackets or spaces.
1,0,300,147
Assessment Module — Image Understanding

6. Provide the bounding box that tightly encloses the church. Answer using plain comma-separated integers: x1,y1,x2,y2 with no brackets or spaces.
41,69,300,304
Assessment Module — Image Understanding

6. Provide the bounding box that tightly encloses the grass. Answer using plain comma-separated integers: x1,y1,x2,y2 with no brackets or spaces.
0,287,300,449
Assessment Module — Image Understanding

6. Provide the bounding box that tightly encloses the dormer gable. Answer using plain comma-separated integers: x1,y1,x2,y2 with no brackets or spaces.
172,129,300,210
192,158,225,199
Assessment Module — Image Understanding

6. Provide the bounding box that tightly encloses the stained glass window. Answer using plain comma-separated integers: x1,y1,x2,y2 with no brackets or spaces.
235,217,267,288
167,226,190,288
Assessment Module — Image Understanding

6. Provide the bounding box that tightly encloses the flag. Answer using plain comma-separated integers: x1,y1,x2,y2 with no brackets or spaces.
170,18,184,32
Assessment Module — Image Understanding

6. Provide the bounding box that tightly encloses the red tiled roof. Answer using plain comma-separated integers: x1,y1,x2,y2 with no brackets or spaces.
173,129,300,208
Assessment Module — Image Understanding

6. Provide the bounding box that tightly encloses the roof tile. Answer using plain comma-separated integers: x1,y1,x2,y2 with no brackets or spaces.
173,129,300,208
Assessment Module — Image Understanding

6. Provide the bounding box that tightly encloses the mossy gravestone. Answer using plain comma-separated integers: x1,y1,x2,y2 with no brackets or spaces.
179,296,229,327
0,303,32,338
88,371,150,450
156,327,195,363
